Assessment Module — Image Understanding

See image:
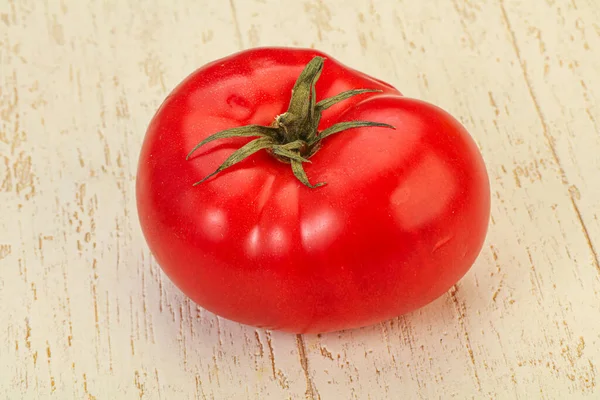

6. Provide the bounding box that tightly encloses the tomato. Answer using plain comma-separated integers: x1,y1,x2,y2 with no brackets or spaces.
136,47,490,333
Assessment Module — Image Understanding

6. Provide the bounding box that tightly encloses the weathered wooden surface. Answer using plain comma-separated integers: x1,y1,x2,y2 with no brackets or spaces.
1,0,599,398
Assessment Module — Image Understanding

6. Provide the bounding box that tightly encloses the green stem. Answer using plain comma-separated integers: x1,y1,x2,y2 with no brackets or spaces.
187,56,395,188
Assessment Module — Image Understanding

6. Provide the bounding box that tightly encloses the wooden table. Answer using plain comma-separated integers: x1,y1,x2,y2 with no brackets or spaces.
2,1,599,399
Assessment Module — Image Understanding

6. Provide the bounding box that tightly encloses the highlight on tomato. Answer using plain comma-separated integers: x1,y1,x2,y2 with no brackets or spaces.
136,47,490,333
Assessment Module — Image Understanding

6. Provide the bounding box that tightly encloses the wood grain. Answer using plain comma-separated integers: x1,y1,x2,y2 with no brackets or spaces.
1,0,599,399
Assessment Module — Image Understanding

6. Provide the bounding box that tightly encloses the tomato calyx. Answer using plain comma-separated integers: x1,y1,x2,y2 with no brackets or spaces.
186,56,395,188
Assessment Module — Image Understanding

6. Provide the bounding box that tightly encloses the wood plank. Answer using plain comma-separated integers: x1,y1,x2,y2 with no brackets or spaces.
1,0,599,398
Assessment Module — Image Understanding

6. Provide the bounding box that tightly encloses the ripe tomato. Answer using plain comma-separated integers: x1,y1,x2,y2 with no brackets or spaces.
136,47,490,333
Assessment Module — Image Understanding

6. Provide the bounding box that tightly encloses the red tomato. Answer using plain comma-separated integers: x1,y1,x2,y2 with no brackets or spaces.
136,47,490,333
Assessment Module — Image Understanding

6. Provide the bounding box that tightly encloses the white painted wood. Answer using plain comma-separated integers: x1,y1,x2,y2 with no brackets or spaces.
1,0,599,398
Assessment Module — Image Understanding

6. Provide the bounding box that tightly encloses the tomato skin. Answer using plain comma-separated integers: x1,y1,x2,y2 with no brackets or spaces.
136,47,490,333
